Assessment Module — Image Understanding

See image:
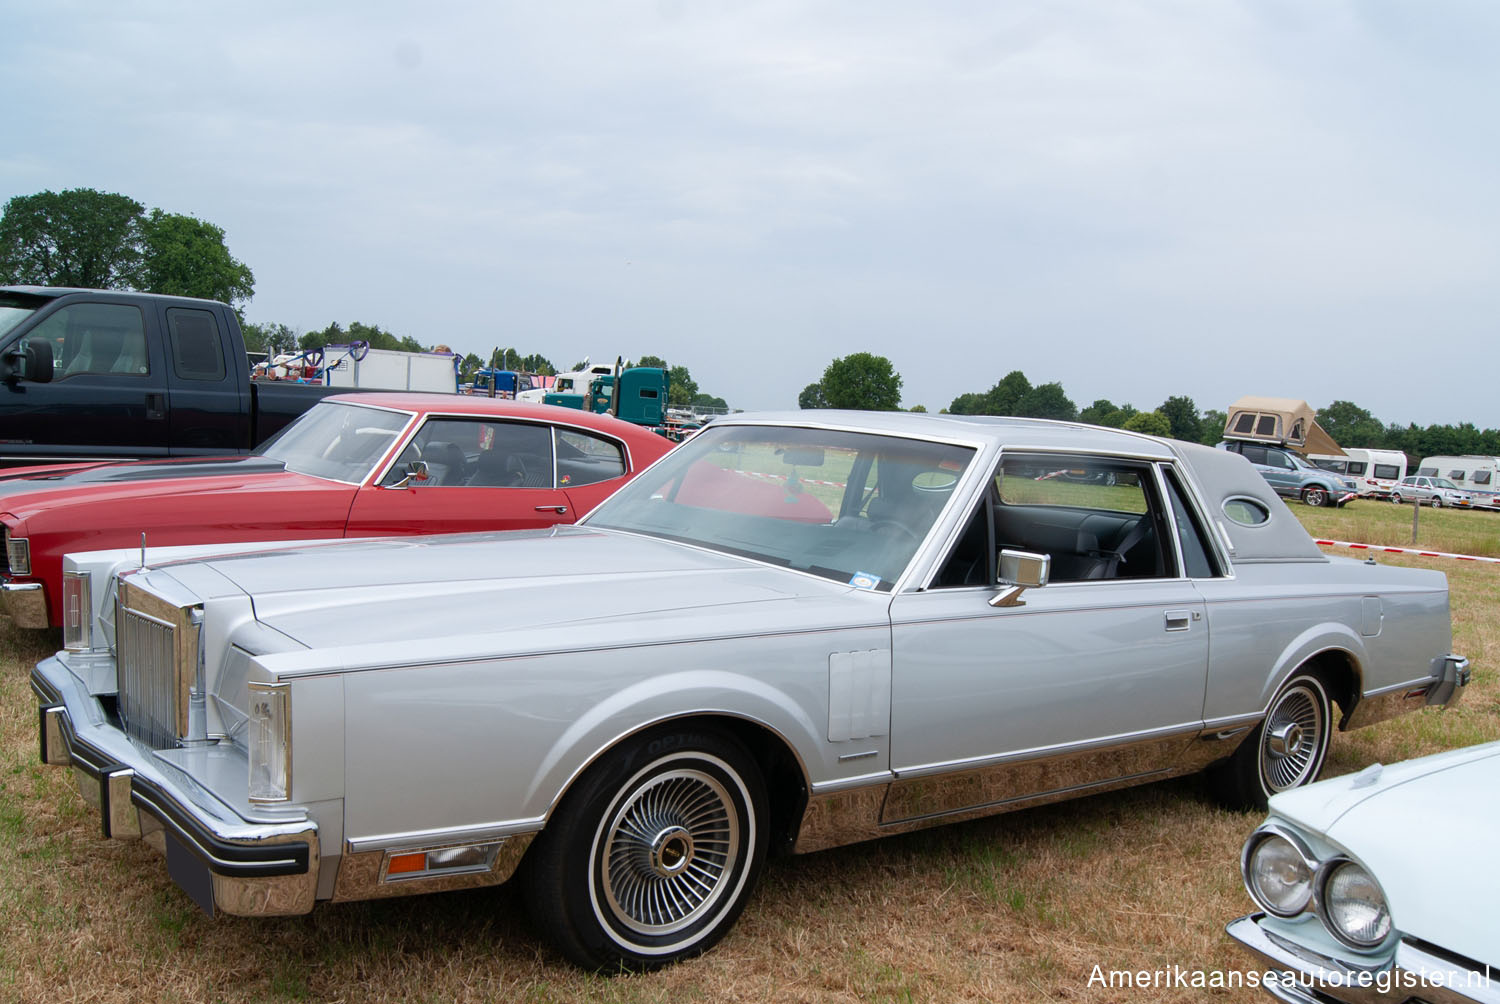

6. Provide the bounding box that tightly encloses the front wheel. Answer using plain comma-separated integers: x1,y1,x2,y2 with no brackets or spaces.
1430,495,1443,508
521,727,768,970
1209,673,1332,810
1302,486,1329,507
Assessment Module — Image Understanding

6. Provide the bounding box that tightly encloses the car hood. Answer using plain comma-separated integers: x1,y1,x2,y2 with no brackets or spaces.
174,526,880,666
1268,742,1500,966
0,456,330,520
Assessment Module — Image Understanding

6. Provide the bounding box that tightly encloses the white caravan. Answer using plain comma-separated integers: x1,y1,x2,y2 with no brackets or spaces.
1307,448,1408,498
1416,455,1500,506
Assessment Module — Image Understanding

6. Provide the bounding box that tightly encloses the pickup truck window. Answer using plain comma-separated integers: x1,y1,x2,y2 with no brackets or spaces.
34,303,149,379
166,308,227,381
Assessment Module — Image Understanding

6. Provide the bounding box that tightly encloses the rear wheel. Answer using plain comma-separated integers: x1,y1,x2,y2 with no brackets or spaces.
1302,486,1329,507
521,727,767,970
1210,673,1332,810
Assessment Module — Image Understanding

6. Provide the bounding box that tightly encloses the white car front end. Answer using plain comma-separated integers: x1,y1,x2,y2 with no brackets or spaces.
1228,742,1500,1003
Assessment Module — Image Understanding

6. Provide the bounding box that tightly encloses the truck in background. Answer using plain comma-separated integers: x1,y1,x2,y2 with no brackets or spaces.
321,343,459,393
0,286,346,467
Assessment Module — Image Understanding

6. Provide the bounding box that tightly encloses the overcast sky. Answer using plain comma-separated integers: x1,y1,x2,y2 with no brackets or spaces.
5,1,1497,425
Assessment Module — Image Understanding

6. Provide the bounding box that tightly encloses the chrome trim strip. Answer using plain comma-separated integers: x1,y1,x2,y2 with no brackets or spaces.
0,579,48,628
893,721,1204,779
332,833,534,903
809,769,893,794
1344,676,1436,730
345,818,545,855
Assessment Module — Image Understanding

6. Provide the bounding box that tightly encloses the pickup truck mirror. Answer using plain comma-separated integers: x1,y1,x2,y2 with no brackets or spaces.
2,339,54,384
990,549,1050,608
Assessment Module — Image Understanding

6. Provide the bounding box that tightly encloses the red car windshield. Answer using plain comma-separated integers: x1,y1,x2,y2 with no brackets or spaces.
255,401,412,484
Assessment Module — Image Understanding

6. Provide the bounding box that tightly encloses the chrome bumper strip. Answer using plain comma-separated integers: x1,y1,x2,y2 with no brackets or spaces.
31,654,319,915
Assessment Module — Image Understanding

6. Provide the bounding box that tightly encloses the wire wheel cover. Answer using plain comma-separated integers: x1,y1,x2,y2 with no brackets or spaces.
599,767,741,937
1261,683,1326,791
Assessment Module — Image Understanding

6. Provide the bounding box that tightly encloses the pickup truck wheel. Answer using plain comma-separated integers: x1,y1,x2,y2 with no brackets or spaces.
1209,673,1331,810
521,727,767,971
1301,486,1329,507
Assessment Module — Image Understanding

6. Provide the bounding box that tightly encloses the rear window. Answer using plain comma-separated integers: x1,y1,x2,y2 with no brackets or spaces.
1373,464,1401,480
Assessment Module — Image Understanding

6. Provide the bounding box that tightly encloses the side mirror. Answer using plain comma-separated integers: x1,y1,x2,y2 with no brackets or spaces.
990,549,1050,608
390,459,429,489
2,339,53,384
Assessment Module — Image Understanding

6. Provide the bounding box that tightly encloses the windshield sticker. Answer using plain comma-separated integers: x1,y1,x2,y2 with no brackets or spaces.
479,425,495,450
849,572,881,590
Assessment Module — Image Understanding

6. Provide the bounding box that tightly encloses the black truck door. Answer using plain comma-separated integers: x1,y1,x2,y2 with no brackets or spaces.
159,304,251,456
0,296,171,464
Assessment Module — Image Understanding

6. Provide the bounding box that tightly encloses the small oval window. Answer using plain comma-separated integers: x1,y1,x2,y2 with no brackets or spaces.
1223,497,1270,527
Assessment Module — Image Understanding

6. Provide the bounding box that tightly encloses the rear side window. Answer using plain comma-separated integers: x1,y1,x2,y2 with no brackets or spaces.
1162,468,1218,578
167,308,227,381
556,429,627,486
1223,498,1270,527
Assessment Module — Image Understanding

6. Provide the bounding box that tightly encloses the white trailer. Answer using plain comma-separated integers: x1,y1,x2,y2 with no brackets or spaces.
1416,455,1500,508
321,343,459,393
1308,448,1408,498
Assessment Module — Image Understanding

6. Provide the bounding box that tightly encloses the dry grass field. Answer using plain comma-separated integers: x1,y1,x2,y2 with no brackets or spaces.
1,504,1494,1004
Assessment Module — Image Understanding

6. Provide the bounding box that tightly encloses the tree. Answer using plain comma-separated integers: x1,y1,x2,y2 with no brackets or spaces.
1199,409,1227,445
799,383,829,409
241,321,299,356
0,188,145,289
1157,396,1201,442
460,352,484,380
1017,382,1077,421
691,393,728,411
985,370,1032,415
946,391,987,415
1123,410,1173,437
637,355,668,369
817,353,903,410
137,210,255,307
909,404,927,413
1316,400,1384,448
1079,399,1121,426
667,365,698,407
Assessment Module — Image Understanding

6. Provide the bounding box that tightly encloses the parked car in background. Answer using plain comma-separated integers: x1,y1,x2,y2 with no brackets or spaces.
1228,742,1498,1003
1389,475,1474,508
1416,455,1500,509
1219,440,1358,507
1308,448,1408,499
1,393,673,628
34,412,1467,969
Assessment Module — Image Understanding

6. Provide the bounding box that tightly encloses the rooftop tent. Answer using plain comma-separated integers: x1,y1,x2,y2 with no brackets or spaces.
1223,396,1344,457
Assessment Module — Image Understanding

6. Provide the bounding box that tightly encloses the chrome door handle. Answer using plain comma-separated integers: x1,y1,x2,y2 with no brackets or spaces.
535,505,568,514
1164,610,1192,632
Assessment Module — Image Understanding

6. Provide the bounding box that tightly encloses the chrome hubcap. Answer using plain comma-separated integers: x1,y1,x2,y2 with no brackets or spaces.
599,768,740,936
1262,684,1325,791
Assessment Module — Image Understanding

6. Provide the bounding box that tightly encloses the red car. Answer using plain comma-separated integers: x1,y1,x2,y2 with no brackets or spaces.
0,393,674,629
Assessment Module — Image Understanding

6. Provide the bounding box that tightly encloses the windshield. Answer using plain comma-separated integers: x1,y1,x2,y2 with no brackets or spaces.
1433,478,1460,490
255,401,412,483
585,424,975,590
0,294,44,341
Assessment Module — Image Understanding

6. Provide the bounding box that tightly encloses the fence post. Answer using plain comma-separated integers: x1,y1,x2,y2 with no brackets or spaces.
1411,494,1420,544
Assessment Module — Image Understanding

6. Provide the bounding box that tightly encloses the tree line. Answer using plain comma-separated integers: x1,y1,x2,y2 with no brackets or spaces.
800,354,1500,465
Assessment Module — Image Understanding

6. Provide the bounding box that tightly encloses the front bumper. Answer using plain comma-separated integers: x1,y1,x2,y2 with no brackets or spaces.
1227,914,1498,1004
1,578,48,629
32,654,319,917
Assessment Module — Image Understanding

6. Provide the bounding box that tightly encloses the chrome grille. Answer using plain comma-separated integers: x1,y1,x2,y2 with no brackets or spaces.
115,579,195,749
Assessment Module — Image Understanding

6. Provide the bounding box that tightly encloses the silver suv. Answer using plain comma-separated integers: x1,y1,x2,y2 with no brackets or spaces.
1390,475,1473,508
1218,441,1357,507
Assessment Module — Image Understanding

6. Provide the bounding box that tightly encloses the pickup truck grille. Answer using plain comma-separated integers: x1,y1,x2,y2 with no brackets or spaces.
115,579,197,749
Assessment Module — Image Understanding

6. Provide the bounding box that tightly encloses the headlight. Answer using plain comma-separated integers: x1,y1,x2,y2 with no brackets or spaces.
4,529,29,576
247,682,292,802
62,571,93,651
1321,861,1392,948
1244,832,1313,917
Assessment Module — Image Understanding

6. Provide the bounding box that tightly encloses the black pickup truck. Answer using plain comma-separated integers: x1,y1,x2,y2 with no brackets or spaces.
0,286,345,467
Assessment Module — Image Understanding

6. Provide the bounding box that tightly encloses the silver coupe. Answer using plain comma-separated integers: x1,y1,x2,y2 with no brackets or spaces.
32,412,1469,969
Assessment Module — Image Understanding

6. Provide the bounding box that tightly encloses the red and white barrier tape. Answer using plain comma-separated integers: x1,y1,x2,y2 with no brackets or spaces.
1315,539,1500,564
